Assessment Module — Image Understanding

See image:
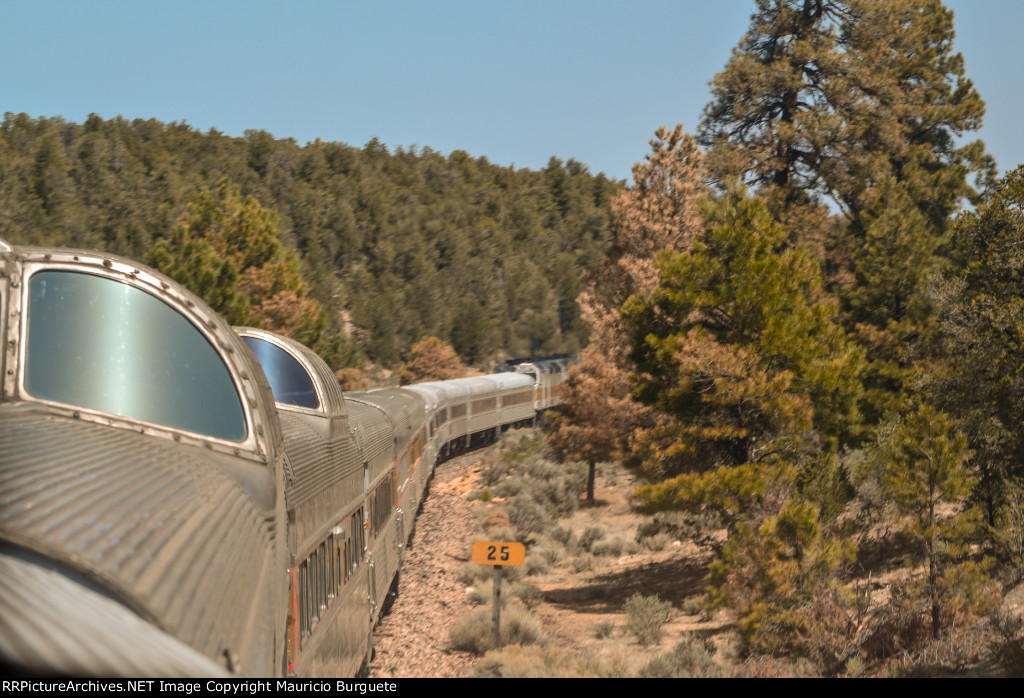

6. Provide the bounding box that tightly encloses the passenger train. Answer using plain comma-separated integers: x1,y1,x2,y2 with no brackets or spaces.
0,239,572,677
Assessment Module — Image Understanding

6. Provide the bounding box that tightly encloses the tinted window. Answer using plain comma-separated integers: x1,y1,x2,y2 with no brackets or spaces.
25,271,246,441
242,336,320,409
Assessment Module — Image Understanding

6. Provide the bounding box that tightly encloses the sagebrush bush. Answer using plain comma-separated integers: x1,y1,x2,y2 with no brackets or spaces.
550,525,574,546
989,611,1024,677
592,620,615,639
578,526,606,552
449,606,545,654
532,542,565,567
513,582,544,608
640,532,671,552
509,493,552,535
522,551,550,576
591,537,628,557
571,553,596,573
638,636,718,677
625,593,673,647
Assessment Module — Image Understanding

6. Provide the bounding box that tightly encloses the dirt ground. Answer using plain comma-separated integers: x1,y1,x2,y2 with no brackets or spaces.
369,438,1022,678
368,448,727,678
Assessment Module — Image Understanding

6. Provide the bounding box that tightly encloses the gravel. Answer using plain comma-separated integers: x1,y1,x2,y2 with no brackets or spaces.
368,453,483,679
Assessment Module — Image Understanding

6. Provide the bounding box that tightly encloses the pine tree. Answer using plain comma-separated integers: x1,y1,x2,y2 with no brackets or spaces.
151,179,327,344
928,167,1024,525
708,499,857,668
624,184,863,511
700,0,992,422
397,336,464,385
549,126,706,483
863,404,998,637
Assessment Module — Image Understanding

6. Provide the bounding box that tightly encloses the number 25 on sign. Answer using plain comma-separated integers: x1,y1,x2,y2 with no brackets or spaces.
472,541,525,567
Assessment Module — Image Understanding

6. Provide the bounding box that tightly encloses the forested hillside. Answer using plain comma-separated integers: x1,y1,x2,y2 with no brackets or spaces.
0,113,618,368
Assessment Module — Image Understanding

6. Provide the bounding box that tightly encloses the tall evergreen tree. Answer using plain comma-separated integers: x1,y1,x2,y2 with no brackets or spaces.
624,184,863,518
700,0,992,423
547,125,706,489
928,167,1024,525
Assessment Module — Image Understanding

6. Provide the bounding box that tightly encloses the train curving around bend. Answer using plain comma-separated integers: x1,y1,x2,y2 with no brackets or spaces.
0,239,572,677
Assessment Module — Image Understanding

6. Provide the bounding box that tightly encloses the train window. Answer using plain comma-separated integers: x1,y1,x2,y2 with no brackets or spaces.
24,271,246,441
241,336,320,409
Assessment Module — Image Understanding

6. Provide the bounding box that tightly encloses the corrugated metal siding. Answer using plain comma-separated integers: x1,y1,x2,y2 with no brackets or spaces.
0,405,279,674
344,401,393,485
278,411,363,555
293,566,370,678
0,551,230,677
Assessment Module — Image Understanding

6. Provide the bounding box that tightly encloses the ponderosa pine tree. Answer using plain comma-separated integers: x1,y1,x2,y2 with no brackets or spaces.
928,167,1024,527
700,0,992,424
624,184,863,524
397,336,464,385
862,404,998,638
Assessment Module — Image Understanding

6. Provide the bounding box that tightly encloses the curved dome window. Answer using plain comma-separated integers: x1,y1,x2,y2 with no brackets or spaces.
25,271,247,441
241,336,320,410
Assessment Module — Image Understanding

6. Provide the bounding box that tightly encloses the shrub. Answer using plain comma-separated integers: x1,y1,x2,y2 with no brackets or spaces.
550,525,574,546
640,532,671,552
592,620,615,639
509,494,552,535
472,645,586,678
591,537,627,557
571,553,596,573
513,582,544,609
532,542,565,567
449,606,545,655
522,551,550,576
636,511,689,539
578,526,606,552
625,593,673,647
989,611,1024,677
638,636,718,677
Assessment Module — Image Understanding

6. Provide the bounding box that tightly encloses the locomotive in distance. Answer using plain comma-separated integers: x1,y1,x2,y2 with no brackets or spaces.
0,238,573,677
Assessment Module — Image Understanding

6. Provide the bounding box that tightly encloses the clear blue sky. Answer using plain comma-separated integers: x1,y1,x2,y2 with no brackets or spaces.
2,0,1020,183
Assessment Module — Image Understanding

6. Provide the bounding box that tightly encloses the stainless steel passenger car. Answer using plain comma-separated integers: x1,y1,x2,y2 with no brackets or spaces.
0,238,574,677
0,242,288,676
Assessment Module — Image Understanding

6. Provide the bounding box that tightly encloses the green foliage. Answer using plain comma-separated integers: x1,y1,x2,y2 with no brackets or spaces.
150,178,327,344
0,113,617,367
707,499,857,670
624,593,673,647
863,404,998,637
699,0,993,425
624,185,863,497
930,168,1024,526
993,479,1024,581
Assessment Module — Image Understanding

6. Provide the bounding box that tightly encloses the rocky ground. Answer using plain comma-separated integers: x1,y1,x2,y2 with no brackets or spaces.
368,451,483,678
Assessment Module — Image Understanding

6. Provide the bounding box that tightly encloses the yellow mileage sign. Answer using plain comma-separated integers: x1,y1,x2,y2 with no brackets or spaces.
472,540,526,566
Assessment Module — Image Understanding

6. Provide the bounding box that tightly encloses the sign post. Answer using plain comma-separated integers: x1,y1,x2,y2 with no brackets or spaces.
471,541,526,649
